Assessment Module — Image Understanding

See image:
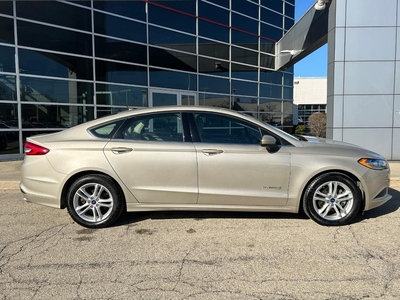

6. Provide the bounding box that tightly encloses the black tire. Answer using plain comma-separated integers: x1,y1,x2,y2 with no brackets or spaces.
66,174,124,228
302,173,362,226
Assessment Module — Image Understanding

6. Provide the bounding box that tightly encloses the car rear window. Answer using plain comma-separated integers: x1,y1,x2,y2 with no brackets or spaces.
89,119,125,139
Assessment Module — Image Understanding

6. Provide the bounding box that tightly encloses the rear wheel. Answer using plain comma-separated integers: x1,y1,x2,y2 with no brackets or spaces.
303,173,362,226
66,175,124,228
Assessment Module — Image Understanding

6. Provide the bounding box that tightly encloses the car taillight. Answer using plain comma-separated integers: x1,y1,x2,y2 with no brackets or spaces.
24,142,49,155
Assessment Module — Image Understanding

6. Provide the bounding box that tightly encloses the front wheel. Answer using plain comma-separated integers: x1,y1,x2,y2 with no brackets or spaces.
66,175,124,228
302,173,362,226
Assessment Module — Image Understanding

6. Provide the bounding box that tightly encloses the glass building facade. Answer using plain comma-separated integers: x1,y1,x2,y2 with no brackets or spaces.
0,0,295,158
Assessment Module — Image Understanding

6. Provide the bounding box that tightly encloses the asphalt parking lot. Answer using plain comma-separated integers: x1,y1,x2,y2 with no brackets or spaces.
1,161,400,299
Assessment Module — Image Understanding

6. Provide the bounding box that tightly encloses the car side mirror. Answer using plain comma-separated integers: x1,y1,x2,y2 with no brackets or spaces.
260,135,280,153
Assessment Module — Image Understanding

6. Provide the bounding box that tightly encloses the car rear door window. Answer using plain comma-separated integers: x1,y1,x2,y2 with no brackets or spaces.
122,113,184,142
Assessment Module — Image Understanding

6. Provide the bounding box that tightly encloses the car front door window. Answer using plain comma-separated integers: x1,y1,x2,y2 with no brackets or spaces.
194,113,261,144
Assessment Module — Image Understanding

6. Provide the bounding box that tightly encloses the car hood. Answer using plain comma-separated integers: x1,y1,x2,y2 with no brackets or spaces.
300,136,356,146
298,137,385,160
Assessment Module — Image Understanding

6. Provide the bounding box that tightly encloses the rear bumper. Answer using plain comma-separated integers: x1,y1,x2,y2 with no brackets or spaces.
20,156,65,208
21,185,61,208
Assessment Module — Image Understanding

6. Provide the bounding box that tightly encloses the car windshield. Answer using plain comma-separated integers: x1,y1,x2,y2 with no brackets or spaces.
266,123,300,142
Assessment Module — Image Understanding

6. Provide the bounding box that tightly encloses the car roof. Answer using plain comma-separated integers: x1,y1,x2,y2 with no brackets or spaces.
88,106,245,126
29,106,302,146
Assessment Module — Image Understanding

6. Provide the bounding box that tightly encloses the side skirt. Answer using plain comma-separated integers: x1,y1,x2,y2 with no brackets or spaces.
126,203,298,214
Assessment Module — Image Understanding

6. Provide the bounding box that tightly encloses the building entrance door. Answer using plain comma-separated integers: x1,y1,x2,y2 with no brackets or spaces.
149,89,197,107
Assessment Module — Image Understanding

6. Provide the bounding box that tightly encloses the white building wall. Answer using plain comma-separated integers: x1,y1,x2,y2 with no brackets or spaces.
327,0,400,160
293,77,327,105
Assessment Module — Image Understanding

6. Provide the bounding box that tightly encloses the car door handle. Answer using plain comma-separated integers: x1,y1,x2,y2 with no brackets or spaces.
111,147,133,154
201,149,224,156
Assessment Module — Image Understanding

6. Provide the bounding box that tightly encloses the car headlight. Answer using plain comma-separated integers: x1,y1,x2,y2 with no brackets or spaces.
358,158,388,170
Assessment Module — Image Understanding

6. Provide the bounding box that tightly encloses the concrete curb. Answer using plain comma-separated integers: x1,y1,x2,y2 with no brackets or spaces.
391,177,400,187
2,178,400,191
0,181,20,191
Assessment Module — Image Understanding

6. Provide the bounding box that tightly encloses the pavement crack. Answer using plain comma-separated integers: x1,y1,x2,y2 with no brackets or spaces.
173,250,191,291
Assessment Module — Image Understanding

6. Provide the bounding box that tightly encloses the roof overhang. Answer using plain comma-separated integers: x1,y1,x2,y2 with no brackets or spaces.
275,1,331,71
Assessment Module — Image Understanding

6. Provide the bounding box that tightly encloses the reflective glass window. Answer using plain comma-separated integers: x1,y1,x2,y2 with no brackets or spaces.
261,8,283,28
231,96,258,112
199,38,229,60
231,47,258,66
259,99,282,125
0,103,18,126
0,128,19,155
259,112,282,126
261,0,283,13
149,26,196,54
215,0,229,8
231,13,259,46
65,1,91,8
21,104,94,128
152,92,177,106
19,49,93,80
152,1,195,14
260,43,275,55
285,3,295,18
94,12,146,43
260,22,283,41
232,31,259,49
231,80,258,97
260,83,282,98
122,112,184,142
198,93,229,108
283,73,293,86
199,1,228,24
150,68,196,91
16,2,91,32
0,75,17,101
231,63,258,81
96,84,147,107
199,57,229,77
283,114,293,126
260,71,283,85
96,60,147,86
20,77,94,105
285,17,294,30
194,112,262,145
231,0,259,19
198,20,229,43
96,107,128,119
259,99,281,112
0,46,15,73
0,2,12,15
199,75,229,94
148,3,195,34
198,1,229,42
94,1,146,21
17,21,92,56
283,87,293,100
149,47,197,72
0,17,14,44
260,54,275,70
283,101,293,114
95,36,147,65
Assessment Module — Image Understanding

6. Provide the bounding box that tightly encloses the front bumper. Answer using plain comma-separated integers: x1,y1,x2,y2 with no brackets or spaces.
361,168,391,211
